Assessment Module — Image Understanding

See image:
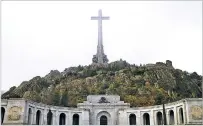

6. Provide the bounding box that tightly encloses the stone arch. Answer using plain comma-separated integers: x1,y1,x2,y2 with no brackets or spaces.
179,108,184,124
36,110,41,125
169,110,175,125
100,115,107,125
47,109,53,125
1,107,5,124
96,111,111,125
143,113,150,125
129,113,136,125
73,114,79,125
59,113,66,125
28,108,32,124
156,111,163,125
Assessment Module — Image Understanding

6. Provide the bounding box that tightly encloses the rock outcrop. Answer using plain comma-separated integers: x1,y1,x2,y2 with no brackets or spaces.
1,60,202,107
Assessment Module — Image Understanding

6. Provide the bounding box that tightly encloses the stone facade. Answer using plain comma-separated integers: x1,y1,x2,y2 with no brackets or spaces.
1,95,203,125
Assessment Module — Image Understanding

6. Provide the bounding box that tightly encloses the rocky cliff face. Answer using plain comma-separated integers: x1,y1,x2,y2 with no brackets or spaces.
2,60,202,107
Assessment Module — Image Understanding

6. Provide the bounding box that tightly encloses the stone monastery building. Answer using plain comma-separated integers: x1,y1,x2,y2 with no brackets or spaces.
1,95,203,125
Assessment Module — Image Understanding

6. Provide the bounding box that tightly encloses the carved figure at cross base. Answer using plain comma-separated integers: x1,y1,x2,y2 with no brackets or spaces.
92,54,108,63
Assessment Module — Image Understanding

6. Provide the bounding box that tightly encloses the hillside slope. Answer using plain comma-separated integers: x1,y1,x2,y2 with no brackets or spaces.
2,60,202,107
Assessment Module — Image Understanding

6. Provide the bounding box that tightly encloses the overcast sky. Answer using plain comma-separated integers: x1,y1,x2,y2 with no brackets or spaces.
2,1,202,91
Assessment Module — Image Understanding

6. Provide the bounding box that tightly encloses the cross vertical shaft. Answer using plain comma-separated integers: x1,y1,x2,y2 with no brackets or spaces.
91,9,109,64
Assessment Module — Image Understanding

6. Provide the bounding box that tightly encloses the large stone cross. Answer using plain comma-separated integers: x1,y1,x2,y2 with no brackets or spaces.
91,9,109,64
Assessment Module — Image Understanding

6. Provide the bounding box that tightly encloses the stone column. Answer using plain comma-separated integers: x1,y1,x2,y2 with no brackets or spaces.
79,113,82,125
26,107,33,125
150,110,154,125
183,103,187,124
32,107,36,125
154,111,157,125
127,113,129,125
166,110,170,125
55,110,59,125
24,106,28,124
69,112,72,125
30,109,34,125
174,107,178,125
117,110,124,125
177,108,180,124
82,110,90,125
177,107,183,125
185,101,189,125
52,110,56,125
112,111,116,125
140,113,143,125
92,110,96,125
43,109,47,125
40,109,44,125
65,112,69,125
137,111,141,125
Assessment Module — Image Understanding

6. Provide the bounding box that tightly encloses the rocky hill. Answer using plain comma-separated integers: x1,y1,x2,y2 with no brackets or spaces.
2,60,202,107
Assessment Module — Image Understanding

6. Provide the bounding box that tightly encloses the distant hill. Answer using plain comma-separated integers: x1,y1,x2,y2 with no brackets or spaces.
1,60,202,107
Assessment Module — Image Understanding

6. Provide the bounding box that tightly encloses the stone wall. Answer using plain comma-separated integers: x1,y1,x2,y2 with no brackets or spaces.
1,96,203,125
1,99,89,125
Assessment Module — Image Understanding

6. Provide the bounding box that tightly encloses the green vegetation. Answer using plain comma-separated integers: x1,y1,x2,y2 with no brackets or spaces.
2,60,202,107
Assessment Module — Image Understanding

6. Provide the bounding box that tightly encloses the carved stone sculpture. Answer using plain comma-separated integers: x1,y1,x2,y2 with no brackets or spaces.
98,97,110,103
190,105,203,120
7,106,22,121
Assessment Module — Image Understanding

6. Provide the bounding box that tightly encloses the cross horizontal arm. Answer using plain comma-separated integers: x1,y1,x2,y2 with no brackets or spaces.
91,17,110,20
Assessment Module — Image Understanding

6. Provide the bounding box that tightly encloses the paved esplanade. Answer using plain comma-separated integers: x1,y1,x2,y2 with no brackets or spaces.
91,9,109,64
